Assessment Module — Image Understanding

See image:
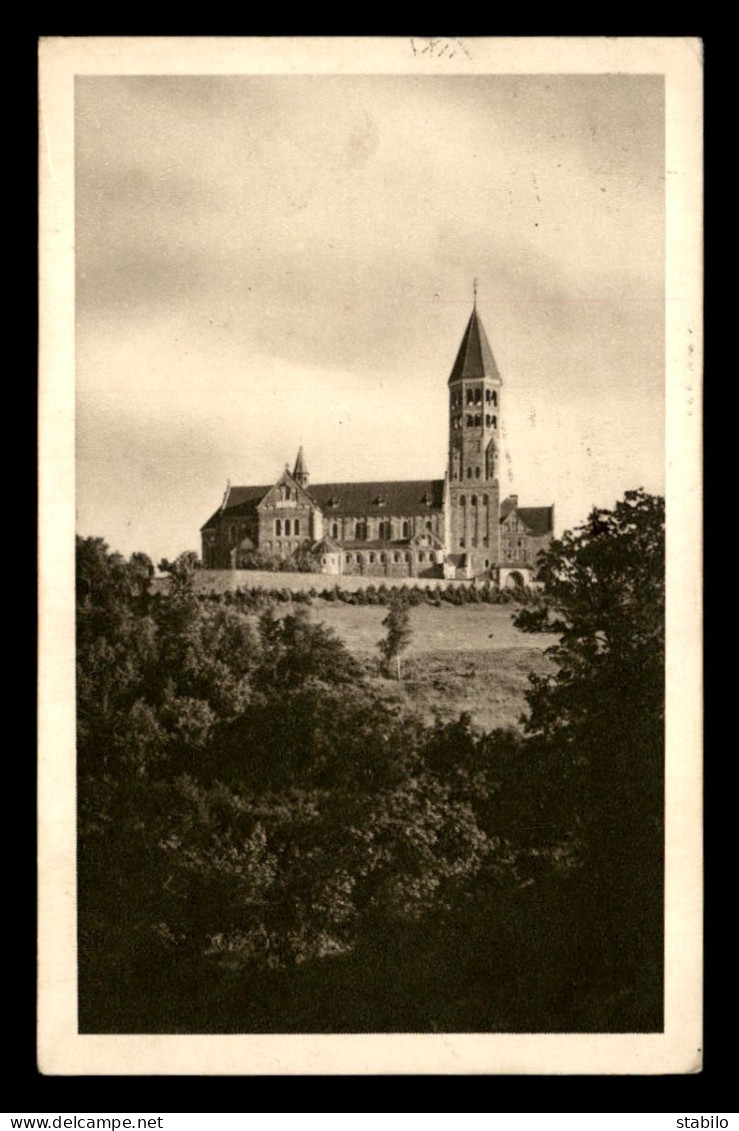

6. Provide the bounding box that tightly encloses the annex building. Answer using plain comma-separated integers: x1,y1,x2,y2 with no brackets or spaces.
201,301,554,586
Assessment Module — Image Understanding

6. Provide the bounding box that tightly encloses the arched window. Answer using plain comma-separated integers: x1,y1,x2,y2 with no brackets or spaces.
467,467,472,479
357,553,363,564
294,519,300,536
402,520,410,538
475,467,481,478
485,389,492,404
332,522,339,540
471,495,477,507
492,415,497,429
482,495,488,507
369,553,375,564
284,519,291,536
418,552,425,562
275,519,282,536
474,414,482,427
460,495,466,506
492,391,497,407
380,553,386,563
404,552,411,562
485,414,491,427
346,553,353,563
429,552,436,563
394,552,400,562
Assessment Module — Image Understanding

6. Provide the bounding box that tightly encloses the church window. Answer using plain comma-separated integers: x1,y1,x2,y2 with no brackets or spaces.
426,520,433,530
402,520,410,538
474,414,481,427
380,553,386,563
485,558,490,568
322,557,327,565
492,415,497,429
475,467,481,478
471,495,477,506
295,519,301,535
467,467,472,479
284,519,291,536
369,553,375,563
483,495,488,506
357,554,363,564
355,521,366,540
466,415,473,428
486,414,491,427
418,552,425,562
429,552,436,563
485,389,492,404
404,552,411,562
394,552,400,562
346,553,353,563
275,519,282,536
460,495,466,506
492,391,497,407
332,522,339,539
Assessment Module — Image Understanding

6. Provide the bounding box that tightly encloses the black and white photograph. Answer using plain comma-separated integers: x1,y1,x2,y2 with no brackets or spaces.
38,36,702,1075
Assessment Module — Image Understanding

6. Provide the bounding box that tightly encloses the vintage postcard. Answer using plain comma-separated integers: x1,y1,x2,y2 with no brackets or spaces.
38,36,703,1074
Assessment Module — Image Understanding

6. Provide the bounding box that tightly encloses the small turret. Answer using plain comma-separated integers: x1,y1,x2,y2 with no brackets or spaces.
293,446,309,488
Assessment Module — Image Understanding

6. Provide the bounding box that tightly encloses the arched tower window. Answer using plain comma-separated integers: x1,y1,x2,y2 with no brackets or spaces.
275,519,282,536
294,519,300,536
332,522,338,540
284,519,291,536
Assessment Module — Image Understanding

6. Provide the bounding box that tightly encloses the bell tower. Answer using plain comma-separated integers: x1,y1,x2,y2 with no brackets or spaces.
447,283,503,573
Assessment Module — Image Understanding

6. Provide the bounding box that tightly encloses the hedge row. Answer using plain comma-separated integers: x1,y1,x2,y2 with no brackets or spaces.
199,581,535,611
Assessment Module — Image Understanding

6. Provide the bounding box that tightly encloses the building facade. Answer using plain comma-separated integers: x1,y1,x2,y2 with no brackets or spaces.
201,304,554,585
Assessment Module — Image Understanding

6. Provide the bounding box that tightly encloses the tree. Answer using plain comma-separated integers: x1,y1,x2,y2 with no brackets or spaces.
378,593,413,680
515,489,665,1016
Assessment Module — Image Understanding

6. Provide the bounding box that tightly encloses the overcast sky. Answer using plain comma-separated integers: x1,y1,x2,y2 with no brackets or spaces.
75,72,664,565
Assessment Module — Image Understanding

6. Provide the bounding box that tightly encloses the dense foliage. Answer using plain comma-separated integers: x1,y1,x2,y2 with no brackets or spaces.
77,491,664,1033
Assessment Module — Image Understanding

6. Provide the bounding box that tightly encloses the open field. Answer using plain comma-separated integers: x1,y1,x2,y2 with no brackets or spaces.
309,599,548,655
290,600,554,733
153,577,555,733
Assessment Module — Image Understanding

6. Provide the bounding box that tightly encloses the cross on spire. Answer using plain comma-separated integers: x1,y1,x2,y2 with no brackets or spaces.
473,277,478,308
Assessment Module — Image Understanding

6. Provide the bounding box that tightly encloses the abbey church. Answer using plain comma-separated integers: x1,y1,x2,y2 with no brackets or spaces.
201,303,554,586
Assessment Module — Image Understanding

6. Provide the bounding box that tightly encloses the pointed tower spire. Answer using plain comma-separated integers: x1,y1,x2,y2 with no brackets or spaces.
448,302,502,386
293,445,309,488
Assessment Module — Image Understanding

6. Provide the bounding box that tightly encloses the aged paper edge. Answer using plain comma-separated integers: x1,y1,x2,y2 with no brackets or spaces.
37,35,703,1076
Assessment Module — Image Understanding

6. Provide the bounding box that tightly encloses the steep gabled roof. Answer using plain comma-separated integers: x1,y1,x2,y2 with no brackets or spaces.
200,485,270,530
448,308,502,385
517,507,555,536
500,499,554,536
309,480,444,515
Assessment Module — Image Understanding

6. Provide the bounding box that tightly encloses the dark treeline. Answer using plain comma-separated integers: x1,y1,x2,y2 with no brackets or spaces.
188,578,529,611
77,489,664,1033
